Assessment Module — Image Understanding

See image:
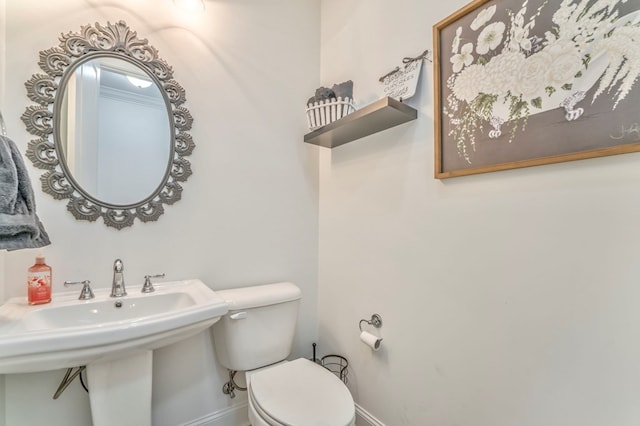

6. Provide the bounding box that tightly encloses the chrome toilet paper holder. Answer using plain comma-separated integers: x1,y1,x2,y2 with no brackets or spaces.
359,314,383,331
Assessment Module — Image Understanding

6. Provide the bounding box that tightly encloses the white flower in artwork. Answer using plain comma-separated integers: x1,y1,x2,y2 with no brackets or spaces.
515,50,553,99
476,22,506,54
519,37,532,52
470,5,497,31
450,42,474,73
544,41,583,87
451,64,485,102
483,51,526,96
452,26,463,53
511,27,532,51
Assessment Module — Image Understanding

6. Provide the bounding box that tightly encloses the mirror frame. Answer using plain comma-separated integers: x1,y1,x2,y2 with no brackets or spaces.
22,21,194,229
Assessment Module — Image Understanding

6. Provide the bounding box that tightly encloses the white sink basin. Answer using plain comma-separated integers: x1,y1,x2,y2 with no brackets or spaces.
0,279,228,374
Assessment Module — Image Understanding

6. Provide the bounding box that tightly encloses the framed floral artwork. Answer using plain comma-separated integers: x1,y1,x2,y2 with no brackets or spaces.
434,0,640,178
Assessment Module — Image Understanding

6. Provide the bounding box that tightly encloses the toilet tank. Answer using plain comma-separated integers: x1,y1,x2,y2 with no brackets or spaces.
212,282,302,371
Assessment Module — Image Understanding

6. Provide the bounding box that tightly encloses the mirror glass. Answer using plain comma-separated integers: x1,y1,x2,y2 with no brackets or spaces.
57,56,172,206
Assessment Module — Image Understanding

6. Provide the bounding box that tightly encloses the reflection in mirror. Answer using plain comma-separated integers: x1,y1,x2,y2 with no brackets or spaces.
22,21,194,229
59,57,171,206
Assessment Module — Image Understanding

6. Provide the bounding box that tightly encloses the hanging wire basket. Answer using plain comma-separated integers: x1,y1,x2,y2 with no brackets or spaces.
321,354,349,384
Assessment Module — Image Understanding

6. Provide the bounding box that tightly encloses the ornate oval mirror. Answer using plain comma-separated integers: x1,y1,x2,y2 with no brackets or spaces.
22,21,194,229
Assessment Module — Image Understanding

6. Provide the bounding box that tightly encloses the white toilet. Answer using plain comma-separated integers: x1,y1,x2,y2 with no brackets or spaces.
212,282,355,426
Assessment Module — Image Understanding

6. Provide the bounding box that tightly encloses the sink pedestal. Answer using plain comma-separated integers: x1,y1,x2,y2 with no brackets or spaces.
86,350,153,426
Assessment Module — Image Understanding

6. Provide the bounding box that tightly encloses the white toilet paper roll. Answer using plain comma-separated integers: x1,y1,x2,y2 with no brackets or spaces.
360,330,382,351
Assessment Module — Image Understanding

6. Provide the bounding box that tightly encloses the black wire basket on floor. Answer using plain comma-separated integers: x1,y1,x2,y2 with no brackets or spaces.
321,354,349,384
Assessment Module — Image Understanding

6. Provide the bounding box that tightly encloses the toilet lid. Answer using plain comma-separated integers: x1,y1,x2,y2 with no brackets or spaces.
250,358,354,426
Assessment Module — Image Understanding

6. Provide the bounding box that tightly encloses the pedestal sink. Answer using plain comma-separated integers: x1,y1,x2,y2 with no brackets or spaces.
0,279,229,425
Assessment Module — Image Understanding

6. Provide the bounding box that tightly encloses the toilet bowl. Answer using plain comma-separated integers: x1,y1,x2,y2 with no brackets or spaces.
246,359,355,426
211,282,355,426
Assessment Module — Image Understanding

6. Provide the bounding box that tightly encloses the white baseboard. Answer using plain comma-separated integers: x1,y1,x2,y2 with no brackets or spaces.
355,402,386,426
180,402,249,426
180,400,384,426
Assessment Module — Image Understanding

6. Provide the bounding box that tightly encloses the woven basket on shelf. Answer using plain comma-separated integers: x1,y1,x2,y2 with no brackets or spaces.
306,97,355,131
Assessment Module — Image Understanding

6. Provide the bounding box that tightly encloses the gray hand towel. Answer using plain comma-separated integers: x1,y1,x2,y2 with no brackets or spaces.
0,134,51,250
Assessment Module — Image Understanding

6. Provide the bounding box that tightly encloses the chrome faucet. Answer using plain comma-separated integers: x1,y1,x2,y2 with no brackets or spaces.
110,259,127,297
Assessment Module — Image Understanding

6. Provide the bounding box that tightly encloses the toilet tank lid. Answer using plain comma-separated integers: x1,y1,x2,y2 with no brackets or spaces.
216,282,301,310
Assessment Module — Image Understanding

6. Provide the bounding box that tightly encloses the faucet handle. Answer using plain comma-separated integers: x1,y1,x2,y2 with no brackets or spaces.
142,274,165,293
64,280,94,300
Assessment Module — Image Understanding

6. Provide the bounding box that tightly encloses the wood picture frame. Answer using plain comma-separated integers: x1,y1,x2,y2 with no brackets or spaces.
433,0,640,178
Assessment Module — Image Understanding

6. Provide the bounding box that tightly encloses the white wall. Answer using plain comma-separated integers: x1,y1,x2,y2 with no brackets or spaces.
0,0,320,424
318,1,640,426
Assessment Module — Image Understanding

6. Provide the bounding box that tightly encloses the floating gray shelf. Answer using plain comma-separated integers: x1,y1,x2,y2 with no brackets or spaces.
304,96,418,148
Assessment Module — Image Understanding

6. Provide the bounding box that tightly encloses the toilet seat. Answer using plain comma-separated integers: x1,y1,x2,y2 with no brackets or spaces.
249,358,355,426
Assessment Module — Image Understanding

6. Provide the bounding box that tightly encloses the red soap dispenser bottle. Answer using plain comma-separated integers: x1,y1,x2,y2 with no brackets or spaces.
27,255,52,305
